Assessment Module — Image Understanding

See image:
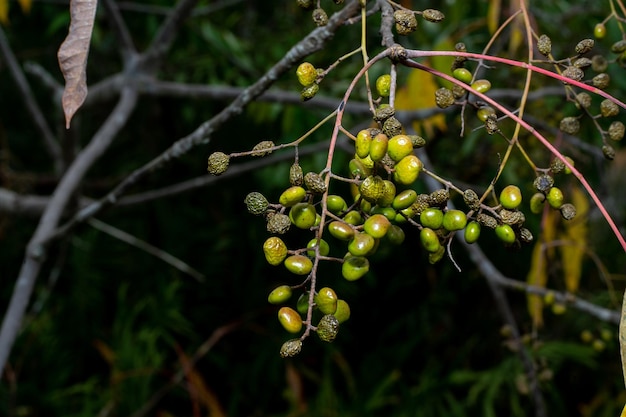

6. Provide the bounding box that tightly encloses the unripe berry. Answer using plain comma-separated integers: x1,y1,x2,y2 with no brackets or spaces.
268,285,292,304
420,228,441,253
470,79,491,94
284,255,313,275
442,209,467,231
464,221,481,244
342,255,369,281
278,307,303,333
393,155,422,185
263,237,289,266
499,185,522,209
376,74,392,97
594,23,606,39
495,224,516,244
546,187,564,209
315,287,338,315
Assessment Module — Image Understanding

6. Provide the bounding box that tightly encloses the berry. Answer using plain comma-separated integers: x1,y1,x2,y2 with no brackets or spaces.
387,134,414,162
301,83,319,101
594,23,606,39
529,192,546,214
268,285,292,304
499,185,522,209
363,214,391,239
244,192,269,215
376,74,392,97
470,79,491,94
266,213,291,234
317,314,339,342
306,238,330,257
334,300,351,323
279,186,307,207
360,175,385,203
420,208,444,229
289,202,317,229
328,221,355,241
464,221,481,244
280,338,302,358
263,237,289,266
251,140,275,157
386,224,406,245
537,34,552,56
435,88,455,108
304,172,327,193
343,210,363,226
296,62,317,86
442,209,467,231
476,106,496,122
355,129,374,158
315,287,338,315
284,255,313,275
393,155,422,185
278,307,303,333
348,232,377,256
342,255,369,281
420,228,441,253
327,194,348,214
394,9,417,35
546,187,564,209
368,133,388,162
495,224,516,244
207,152,230,175
296,293,310,314
392,189,418,210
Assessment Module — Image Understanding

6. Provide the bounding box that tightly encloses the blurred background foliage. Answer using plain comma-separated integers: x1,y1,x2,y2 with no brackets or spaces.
0,0,625,416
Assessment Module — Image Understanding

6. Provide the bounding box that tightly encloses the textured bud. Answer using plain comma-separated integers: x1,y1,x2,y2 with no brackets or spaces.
600,99,619,117
435,88,455,108
575,93,592,109
560,203,577,220
499,209,525,226
608,121,625,141
575,38,594,55
280,338,303,358
537,35,552,56
207,152,230,175
244,192,269,215
560,117,580,135
430,189,450,206
289,162,304,186
476,213,498,229
301,83,319,101
266,213,291,234
251,141,275,157
562,66,584,82
394,9,418,35
463,189,481,210
382,116,403,138
592,55,608,72
602,144,616,160
304,172,327,193
533,174,554,193
422,9,445,22
373,106,396,122
592,73,610,89
312,8,328,26
409,134,426,148
317,314,339,342
573,57,592,69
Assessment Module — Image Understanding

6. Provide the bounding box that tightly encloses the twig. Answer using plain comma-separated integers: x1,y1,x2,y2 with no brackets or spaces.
87,218,205,282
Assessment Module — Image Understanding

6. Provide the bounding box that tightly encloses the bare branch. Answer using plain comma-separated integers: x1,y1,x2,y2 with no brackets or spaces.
0,26,62,173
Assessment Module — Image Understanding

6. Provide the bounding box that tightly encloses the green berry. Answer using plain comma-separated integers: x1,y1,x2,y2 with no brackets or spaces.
279,186,307,207
278,307,303,333
495,224,516,244
296,62,317,86
386,224,406,245
328,221,355,241
499,185,522,209
263,237,289,266
369,133,389,162
470,79,491,94
306,238,330,257
452,68,472,83
334,300,351,323
420,207,444,229
289,202,317,229
355,129,374,158
268,285,292,304
393,155,422,185
363,214,391,238
342,255,370,281
387,134,414,162
348,232,377,256
420,227,441,253
376,74,392,97
343,210,363,226
464,221,481,244
327,194,348,214
284,255,313,275
301,83,319,101
392,189,418,210
360,175,385,203
442,209,467,231
529,192,546,214
315,287,338,315
594,23,606,39
546,187,564,209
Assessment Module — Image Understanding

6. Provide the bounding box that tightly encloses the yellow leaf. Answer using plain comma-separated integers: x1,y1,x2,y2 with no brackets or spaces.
395,67,447,138
527,240,549,328
0,0,9,26
18,0,31,14
558,185,589,293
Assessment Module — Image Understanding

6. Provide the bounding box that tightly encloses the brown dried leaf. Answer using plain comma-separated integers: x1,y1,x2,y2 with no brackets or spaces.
57,0,97,129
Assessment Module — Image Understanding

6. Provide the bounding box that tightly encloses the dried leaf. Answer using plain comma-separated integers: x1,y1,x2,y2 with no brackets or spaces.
57,0,97,129
558,185,589,293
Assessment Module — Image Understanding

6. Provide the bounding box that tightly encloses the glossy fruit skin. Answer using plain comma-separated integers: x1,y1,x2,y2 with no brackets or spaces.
278,307,303,333
263,237,288,266
296,293,310,314
343,210,363,226
499,185,522,209
284,255,313,275
296,62,317,86
392,189,418,210
279,186,307,207
594,23,606,39
393,155,422,185
420,208,444,229
363,214,391,238
546,187,564,209
349,158,372,178
420,228,441,253
376,74,392,97
453,68,472,83
464,221,481,244
289,203,317,229
471,79,491,94
327,194,348,214
442,209,467,231
328,221,355,241
476,106,496,122
268,285,292,304
342,255,370,281
355,129,373,158
378,180,397,207
334,299,351,323
495,224,516,244
369,133,389,162
387,135,414,162
348,232,377,256
529,192,546,214
306,238,330,257
315,287,338,315
386,224,406,245
370,205,397,222
360,175,385,203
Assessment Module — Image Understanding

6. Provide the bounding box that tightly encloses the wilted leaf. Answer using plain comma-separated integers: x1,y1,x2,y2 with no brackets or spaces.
57,0,97,129
558,185,588,293
395,66,447,138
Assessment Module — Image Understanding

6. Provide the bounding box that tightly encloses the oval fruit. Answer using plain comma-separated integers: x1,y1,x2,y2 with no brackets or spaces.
378,180,396,207
529,192,546,214
348,158,372,178
315,287,338,315
453,68,473,83
355,129,373,158
420,227,441,253
376,74,391,97
268,285,292,304
284,255,313,275
392,189,417,210
420,207,444,229
369,133,389,162
263,237,288,266
342,255,370,281
546,187,564,209
363,214,391,238
499,185,522,209
387,135,414,162
393,154,422,185
289,202,317,229
360,175,385,203
343,210,363,225
348,232,377,256
471,79,491,94
328,221,355,241
327,194,348,214
334,299,351,323
279,186,306,207
370,205,397,222
278,306,303,333
296,292,310,314
306,238,330,257
464,221,481,244
495,224,516,244
442,209,467,231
